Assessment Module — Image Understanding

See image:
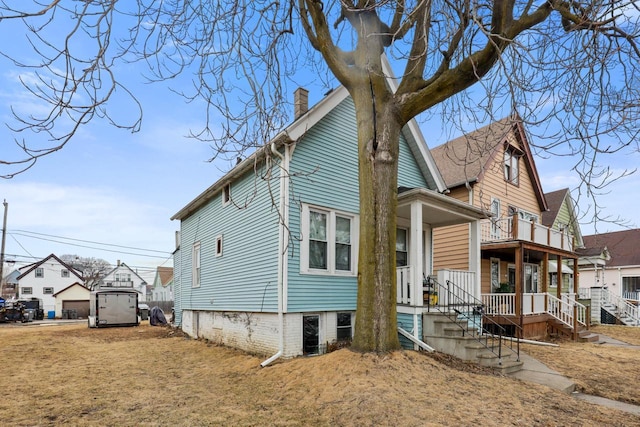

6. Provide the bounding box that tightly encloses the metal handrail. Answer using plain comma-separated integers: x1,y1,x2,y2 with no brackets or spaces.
427,277,521,363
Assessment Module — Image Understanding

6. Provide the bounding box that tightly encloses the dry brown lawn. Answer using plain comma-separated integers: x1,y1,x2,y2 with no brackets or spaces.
521,324,640,406
1,322,639,426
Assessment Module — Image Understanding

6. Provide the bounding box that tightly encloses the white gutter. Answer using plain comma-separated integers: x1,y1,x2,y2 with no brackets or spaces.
398,327,435,352
261,142,289,367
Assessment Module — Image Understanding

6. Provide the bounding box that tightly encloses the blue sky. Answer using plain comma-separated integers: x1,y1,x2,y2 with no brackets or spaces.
1,12,639,282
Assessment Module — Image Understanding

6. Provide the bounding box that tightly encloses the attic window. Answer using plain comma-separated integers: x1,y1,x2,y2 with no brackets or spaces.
35,268,44,278
61,269,69,278
222,184,231,206
503,146,519,185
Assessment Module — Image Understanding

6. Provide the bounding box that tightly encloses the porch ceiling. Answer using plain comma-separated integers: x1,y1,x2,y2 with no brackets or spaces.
397,187,489,227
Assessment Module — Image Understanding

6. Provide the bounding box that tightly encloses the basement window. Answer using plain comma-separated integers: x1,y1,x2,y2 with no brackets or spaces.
336,312,353,341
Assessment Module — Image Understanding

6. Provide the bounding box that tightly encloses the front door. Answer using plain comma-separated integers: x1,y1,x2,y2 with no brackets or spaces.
524,264,539,293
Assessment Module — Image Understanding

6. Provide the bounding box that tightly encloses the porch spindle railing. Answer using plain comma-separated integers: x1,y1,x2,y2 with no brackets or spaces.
396,265,413,305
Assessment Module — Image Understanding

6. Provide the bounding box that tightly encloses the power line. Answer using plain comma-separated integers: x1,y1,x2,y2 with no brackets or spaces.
10,229,172,255
9,232,171,259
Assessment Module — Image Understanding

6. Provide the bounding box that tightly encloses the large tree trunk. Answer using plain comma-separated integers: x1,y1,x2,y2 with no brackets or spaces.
351,88,402,353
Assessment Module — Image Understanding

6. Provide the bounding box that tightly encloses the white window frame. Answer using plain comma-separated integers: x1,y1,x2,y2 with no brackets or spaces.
35,267,44,278
215,235,224,257
300,204,359,276
336,312,353,341
222,183,231,207
504,146,519,185
192,242,202,288
43,287,54,295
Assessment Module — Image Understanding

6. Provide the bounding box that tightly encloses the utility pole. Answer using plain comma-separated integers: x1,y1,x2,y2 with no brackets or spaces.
0,199,7,299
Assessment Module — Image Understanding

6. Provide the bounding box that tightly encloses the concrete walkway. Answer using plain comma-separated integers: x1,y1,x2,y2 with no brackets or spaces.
507,351,576,394
508,333,640,417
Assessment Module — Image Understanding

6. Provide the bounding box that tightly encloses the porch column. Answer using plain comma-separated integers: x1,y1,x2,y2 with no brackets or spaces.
542,252,549,313
469,220,481,299
410,201,423,307
515,244,523,320
556,254,563,298
573,257,579,294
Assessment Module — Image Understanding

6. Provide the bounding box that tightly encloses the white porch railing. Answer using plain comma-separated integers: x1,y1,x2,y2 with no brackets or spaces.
436,269,477,306
481,292,588,328
603,288,639,325
396,265,413,305
578,287,591,299
480,217,573,252
396,267,477,306
623,291,640,301
482,293,516,315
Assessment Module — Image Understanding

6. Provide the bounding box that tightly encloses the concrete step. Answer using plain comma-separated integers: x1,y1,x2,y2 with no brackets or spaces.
476,351,522,374
442,325,480,338
578,332,599,342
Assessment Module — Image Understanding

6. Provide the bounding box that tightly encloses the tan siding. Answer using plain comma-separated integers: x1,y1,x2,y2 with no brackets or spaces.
473,148,541,218
433,223,469,271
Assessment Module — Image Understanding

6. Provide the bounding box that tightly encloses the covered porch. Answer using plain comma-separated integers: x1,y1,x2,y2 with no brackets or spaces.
480,239,587,339
395,188,488,309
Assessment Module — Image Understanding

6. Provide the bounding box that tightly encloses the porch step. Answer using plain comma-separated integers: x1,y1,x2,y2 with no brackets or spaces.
577,331,600,343
476,352,524,374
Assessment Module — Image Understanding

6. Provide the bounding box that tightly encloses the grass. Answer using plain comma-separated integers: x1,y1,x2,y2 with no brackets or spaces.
521,324,640,406
0,322,639,426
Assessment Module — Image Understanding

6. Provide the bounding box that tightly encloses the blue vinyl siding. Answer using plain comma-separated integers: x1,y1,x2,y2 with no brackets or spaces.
397,313,420,349
173,247,182,326
286,97,429,312
179,161,280,313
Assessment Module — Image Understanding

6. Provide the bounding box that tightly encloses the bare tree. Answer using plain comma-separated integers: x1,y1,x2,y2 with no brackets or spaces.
1,1,639,352
60,254,111,290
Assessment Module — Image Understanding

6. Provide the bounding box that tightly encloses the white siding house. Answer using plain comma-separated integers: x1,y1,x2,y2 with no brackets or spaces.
99,261,148,302
17,254,84,313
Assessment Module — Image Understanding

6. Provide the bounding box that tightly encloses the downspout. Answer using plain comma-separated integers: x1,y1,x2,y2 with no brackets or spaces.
261,142,289,367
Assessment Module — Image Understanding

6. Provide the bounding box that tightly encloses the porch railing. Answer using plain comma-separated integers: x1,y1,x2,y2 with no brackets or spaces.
623,291,640,301
396,267,477,307
482,292,588,329
602,288,639,325
480,217,573,252
396,266,413,305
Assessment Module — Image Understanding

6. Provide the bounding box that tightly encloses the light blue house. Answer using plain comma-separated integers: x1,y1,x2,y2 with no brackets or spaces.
171,83,487,363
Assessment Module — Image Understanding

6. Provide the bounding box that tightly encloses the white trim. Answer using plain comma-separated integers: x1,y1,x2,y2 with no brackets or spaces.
300,203,359,276
222,183,231,207
215,235,223,257
192,242,201,288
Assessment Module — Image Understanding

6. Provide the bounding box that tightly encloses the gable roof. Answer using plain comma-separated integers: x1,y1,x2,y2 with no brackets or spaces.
430,116,548,212
580,229,640,267
102,262,147,284
155,267,174,287
542,188,567,227
172,59,447,221
16,254,83,281
542,188,584,248
52,282,90,297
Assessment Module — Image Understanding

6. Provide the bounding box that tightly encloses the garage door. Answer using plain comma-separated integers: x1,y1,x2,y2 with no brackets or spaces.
62,300,90,318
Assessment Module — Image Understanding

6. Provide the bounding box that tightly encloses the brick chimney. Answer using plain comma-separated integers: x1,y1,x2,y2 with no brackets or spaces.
294,87,309,119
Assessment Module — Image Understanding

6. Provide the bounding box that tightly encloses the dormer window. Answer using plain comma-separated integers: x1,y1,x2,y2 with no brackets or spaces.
504,146,519,185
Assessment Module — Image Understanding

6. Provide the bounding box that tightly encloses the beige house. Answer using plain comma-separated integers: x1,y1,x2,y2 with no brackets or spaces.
53,282,91,319
431,117,587,339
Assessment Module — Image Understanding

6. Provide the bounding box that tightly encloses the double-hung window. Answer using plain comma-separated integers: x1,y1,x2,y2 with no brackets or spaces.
35,267,44,278
302,204,358,275
504,146,519,185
